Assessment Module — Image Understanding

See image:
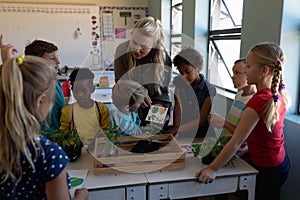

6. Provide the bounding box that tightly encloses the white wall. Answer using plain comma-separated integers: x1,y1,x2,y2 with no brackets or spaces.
0,0,148,7
280,0,300,199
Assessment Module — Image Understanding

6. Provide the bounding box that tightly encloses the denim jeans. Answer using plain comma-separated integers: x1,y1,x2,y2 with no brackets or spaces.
251,153,290,200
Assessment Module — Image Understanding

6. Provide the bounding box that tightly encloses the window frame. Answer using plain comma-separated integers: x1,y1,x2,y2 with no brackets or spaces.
208,0,243,94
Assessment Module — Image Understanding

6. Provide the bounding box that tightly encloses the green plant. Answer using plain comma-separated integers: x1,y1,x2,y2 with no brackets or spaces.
192,135,238,166
141,122,164,135
41,129,83,161
42,129,82,149
105,122,122,145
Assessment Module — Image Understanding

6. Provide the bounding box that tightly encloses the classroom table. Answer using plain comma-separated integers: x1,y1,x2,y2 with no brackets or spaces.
67,148,258,200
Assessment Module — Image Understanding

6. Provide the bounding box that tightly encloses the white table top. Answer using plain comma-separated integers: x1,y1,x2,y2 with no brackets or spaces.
67,148,258,190
145,156,258,184
67,150,148,190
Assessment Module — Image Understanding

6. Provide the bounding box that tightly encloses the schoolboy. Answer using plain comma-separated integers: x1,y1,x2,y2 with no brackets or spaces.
60,68,109,142
167,47,216,138
25,39,64,132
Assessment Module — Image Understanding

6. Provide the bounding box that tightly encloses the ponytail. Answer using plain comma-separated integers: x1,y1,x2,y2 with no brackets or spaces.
0,56,56,182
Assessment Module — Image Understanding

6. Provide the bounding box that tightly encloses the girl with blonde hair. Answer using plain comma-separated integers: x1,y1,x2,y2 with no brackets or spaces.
0,55,87,199
195,42,290,200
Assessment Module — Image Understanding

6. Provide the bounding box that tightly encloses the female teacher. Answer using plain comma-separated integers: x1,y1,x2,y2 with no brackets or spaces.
114,16,172,125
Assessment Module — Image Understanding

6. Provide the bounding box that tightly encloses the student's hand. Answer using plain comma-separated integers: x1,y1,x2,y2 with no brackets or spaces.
0,35,18,64
195,166,216,184
74,188,88,200
207,113,225,129
163,126,178,136
141,96,152,108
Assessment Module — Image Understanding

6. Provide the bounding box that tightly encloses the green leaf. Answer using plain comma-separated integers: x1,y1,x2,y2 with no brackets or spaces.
70,177,84,188
192,144,201,157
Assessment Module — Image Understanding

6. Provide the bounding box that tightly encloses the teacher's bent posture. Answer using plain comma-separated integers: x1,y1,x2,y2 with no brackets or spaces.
114,16,172,126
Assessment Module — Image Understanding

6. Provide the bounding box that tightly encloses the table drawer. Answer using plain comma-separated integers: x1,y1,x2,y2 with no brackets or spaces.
126,185,146,200
148,184,169,200
169,177,238,199
88,188,125,200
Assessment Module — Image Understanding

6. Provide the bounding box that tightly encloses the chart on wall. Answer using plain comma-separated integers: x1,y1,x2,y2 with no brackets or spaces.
0,3,101,69
99,6,148,70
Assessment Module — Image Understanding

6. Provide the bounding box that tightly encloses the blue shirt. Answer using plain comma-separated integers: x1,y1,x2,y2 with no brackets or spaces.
110,109,141,136
0,136,70,199
174,74,216,137
41,80,65,132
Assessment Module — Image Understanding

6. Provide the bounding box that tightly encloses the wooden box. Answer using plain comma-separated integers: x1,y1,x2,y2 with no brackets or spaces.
92,134,185,174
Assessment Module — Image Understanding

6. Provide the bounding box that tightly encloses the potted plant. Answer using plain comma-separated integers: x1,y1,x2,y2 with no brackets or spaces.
41,129,83,162
192,135,238,166
103,123,122,157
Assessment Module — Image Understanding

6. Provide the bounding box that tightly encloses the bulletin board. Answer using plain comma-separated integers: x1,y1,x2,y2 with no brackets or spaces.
0,3,101,68
99,6,148,70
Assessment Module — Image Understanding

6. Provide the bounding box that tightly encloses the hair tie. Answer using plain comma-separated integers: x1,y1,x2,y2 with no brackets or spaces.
16,55,25,65
279,84,285,91
272,94,279,102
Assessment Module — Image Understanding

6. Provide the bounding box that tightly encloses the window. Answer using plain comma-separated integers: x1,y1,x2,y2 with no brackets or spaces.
208,0,244,93
170,0,182,60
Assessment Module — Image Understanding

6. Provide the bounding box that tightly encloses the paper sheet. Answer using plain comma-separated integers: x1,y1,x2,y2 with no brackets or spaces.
145,105,168,124
68,169,88,199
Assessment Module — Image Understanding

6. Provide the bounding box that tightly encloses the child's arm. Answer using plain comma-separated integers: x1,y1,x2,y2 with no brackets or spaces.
0,34,18,64
176,96,213,133
198,96,213,128
98,102,110,133
195,107,259,183
59,105,72,130
46,168,70,200
208,113,236,134
164,92,181,135
46,168,88,200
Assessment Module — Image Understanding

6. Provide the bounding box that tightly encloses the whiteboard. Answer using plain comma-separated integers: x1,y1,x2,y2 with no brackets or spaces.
0,3,101,68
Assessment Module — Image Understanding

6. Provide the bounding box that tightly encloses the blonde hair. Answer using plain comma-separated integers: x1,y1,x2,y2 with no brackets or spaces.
249,42,289,131
127,16,167,92
112,79,148,110
0,56,56,182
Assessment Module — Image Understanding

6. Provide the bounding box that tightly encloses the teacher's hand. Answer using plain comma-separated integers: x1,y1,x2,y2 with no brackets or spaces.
195,166,216,184
141,96,152,108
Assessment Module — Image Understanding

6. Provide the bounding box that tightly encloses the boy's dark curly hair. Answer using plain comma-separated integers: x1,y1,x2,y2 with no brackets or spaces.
25,40,58,57
173,47,204,70
69,68,95,82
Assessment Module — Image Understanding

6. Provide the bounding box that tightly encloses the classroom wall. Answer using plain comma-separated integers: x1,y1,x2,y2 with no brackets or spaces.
0,0,148,7
240,0,283,57
280,0,300,199
2,0,299,199
0,0,149,68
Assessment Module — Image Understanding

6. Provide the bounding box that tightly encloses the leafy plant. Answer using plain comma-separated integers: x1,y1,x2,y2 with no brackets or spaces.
42,129,82,149
141,122,164,135
192,135,238,166
105,122,122,145
41,129,83,161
